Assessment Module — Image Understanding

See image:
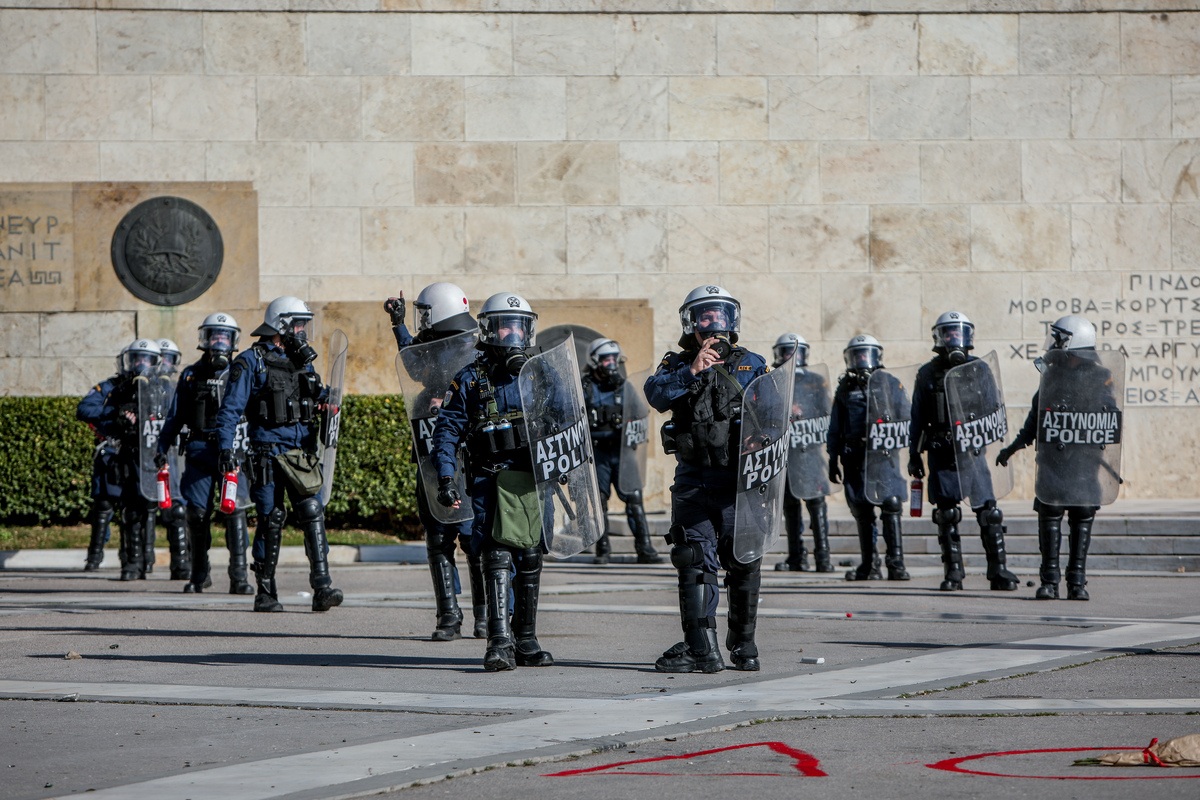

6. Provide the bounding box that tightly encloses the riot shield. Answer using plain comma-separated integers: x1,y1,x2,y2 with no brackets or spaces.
157,372,184,501
207,368,253,511
733,362,795,564
396,330,478,525
318,330,349,508
945,350,1014,506
1035,349,1125,507
787,364,839,501
520,337,605,559
135,375,168,502
864,365,917,506
616,367,652,496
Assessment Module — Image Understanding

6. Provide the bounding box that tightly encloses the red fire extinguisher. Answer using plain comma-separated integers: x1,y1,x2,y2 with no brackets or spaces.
220,469,239,515
910,478,923,517
156,465,172,509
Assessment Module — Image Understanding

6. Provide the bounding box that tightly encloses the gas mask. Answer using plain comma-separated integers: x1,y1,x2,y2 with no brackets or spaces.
282,330,317,366
709,333,733,360
206,349,232,370
503,348,528,376
944,347,968,367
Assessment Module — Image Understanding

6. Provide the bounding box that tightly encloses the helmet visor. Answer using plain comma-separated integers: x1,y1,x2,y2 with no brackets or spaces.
280,317,311,339
1043,324,1073,353
161,352,179,368
414,303,434,333
484,313,536,348
689,300,740,337
200,326,240,353
773,343,796,365
123,351,161,375
845,345,882,372
935,321,974,350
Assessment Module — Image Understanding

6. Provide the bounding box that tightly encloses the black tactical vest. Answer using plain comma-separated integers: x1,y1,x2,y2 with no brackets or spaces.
250,345,313,426
670,348,747,469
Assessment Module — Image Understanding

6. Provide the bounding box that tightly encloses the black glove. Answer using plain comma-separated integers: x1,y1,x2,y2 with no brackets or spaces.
218,448,237,475
908,455,925,479
996,444,1017,467
384,296,405,327
153,451,168,470
828,456,841,485
435,475,461,508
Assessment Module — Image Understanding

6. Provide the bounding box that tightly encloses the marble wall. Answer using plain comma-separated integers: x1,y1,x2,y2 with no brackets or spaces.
2,7,1200,502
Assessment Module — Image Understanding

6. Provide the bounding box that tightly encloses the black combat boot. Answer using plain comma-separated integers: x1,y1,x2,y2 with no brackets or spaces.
807,498,834,573
880,497,910,581
934,506,965,591
142,507,157,575
297,498,343,612
1035,509,1062,600
183,506,213,593
724,564,762,671
775,497,809,571
845,507,882,581
225,510,254,595
627,500,662,564
1066,512,1093,601
253,510,284,612
482,550,516,671
85,500,114,571
119,506,145,582
512,549,553,667
656,541,724,674
164,501,190,580
428,553,463,641
593,533,611,565
977,502,1019,591
467,553,487,639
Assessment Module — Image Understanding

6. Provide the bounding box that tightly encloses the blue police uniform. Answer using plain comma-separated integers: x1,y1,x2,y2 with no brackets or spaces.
645,343,768,672
77,378,124,570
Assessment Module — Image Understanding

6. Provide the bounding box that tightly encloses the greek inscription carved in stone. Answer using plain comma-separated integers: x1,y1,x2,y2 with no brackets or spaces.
111,196,223,306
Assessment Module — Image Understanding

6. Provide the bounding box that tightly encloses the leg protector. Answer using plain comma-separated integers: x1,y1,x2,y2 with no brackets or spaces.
776,498,809,572
85,500,114,571
427,552,463,642
656,541,724,674
807,498,834,573
724,563,762,671
297,496,342,611
845,504,881,581
467,552,487,639
142,507,157,574
977,501,1019,591
225,510,254,595
513,548,553,667
592,532,611,564
627,498,662,564
253,507,285,612
165,502,190,579
1066,509,1093,601
933,505,964,591
184,505,213,593
119,506,145,581
879,496,910,581
1036,506,1063,600
482,549,516,672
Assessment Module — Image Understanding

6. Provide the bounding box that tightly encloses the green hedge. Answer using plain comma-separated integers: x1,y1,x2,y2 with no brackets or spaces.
0,395,419,529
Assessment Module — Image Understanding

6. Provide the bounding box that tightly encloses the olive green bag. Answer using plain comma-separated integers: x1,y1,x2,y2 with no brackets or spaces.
273,448,324,498
492,470,542,549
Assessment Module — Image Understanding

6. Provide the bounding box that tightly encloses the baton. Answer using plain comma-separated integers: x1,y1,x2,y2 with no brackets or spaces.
1099,458,1125,485
552,481,577,521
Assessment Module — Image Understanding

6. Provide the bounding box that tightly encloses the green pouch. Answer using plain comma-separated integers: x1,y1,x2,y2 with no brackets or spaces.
492,470,542,549
273,448,324,498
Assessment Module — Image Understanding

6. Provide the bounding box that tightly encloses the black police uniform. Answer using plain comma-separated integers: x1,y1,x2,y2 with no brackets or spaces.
78,380,122,571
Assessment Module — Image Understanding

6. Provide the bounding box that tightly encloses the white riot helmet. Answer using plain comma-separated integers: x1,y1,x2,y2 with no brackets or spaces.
252,296,316,364
587,338,624,383
414,282,473,335
679,285,741,343
773,333,808,368
478,292,538,374
844,334,882,373
198,312,241,369
122,338,162,377
1043,315,1096,352
156,339,181,371
932,311,974,352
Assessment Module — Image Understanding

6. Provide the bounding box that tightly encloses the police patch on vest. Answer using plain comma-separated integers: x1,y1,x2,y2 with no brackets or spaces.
868,419,910,451
533,418,590,485
953,408,1006,453
739,434,788,492
1038,409,1122,446
790,414,830,452
624,417,648,448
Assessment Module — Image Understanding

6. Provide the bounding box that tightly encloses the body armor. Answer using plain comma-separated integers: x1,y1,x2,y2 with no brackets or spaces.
250,344,320,427
669,349,747,469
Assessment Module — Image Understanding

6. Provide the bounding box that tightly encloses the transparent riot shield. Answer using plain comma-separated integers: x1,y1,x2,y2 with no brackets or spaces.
1035,349,1125,507
733,362,795,564
616,367,652,497
864,365,917,506
157,372,184,501
135,375,168,502
787,364,839,501
945,350,1013,506
520,337,605,559
210,368,253,511
318,330,349,507
396,330,478,525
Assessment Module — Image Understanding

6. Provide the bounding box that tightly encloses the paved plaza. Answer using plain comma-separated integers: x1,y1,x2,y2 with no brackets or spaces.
2,560,1199,799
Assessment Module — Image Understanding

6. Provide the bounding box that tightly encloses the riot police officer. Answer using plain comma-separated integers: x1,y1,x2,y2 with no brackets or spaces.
79,346,128,571
154,338,191,580
156,315,254,595
995,316,1116,601
909,312,1019,592
214,297,342,613
430,292,555,672
645,285,770,673
386,284,488,641
77,338,164,581
827,335,910,581
583,338,661,566
772,333,834,573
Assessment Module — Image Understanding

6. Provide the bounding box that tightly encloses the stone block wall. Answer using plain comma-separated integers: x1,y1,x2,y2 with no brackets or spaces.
2,5,1200,502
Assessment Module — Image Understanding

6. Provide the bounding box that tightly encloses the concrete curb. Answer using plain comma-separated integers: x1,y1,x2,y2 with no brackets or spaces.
0,544,430,570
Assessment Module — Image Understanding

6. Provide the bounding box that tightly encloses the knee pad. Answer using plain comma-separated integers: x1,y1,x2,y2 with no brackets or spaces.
880,496,903,515
515,547,542,575
624,489,643,505
723,558,762,586
933,506,961,526
165,501,186,524
977,501,1003,527
294,496,323,525
95,499,115,522
482,548,513,573
670,541,706,571
1067,507,1096,525
185,505,211,528
267,506,287,531
804,497,826,514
